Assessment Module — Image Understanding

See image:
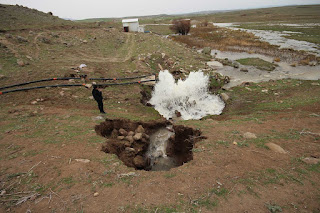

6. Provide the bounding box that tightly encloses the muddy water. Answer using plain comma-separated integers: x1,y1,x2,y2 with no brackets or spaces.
146,127,176,171
211,49,320,88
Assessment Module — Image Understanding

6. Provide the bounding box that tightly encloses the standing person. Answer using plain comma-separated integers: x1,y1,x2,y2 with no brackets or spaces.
92,85,106,114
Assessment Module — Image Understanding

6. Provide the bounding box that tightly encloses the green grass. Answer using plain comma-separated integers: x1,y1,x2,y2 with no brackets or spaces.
145,25,172,35
236,58,277,71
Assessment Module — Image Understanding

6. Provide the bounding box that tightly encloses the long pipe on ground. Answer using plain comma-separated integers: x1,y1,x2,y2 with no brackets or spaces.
0,79,156,95
0,77,81,90
0,74,156,91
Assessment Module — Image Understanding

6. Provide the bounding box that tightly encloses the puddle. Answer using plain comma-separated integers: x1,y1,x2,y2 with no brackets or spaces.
96,119,203,171
210,49,320,88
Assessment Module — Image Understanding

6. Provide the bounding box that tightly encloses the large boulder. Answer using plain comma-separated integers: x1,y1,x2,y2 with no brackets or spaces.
119,128,128,136
133,133,143,141
135,125,145,133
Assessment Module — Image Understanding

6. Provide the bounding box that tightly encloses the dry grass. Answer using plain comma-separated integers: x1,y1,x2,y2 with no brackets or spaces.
173,26,273,51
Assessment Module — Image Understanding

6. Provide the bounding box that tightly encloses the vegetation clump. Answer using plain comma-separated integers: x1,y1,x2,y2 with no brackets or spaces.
236,58,277,71
170,19,191,35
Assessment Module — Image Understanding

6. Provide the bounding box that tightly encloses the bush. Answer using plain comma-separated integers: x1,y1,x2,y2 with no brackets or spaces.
170,19,191,35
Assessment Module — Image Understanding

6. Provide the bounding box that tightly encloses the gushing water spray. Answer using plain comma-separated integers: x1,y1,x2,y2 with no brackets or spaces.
149,70,225,120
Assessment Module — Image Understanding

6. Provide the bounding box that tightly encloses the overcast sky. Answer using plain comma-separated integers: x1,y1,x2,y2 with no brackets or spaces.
0,0,319,20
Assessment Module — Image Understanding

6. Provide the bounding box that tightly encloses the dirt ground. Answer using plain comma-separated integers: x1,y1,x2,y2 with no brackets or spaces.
0,21,320,213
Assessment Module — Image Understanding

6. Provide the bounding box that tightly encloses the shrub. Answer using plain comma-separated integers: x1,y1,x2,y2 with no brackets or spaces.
170,19,191,35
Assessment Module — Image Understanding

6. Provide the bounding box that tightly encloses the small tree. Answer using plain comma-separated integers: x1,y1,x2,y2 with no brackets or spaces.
170,19,191,35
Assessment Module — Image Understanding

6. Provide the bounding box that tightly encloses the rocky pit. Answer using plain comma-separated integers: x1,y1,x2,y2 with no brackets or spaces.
95,119,204,171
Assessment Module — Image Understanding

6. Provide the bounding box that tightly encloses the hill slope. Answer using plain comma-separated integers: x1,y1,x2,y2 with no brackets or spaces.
0,4,73,31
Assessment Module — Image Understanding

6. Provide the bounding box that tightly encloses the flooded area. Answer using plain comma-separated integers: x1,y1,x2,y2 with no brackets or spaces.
208,23,320,88
211,49,320,88
213,22,320,56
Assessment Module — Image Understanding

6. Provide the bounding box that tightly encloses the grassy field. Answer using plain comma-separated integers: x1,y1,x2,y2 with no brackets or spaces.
0,4,320,213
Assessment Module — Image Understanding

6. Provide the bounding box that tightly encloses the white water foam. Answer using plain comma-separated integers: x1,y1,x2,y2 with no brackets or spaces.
149,70,225,120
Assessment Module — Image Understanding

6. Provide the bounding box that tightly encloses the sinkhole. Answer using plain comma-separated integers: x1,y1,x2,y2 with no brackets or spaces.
95,119,204,171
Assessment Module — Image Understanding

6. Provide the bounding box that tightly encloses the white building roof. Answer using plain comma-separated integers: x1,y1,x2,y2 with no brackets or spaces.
122,18,139,23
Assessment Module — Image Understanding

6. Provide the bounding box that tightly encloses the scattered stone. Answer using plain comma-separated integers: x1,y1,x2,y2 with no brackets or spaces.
220,93,229,102
117,136,125,140
75,159,90,163
207,61,223,69
233,63,239,68
261,89,268,93
59,91,65,96
26,55,33,60
233,141,238,145
243,132,257,139
119,128,128,136
92,116,104,121
17,59,25,67
175,110,181,117
38,36,50,44
161,53,166,58
16,36,28,43
311,83,320,86
117,172,138,179
309,62,317,66
311,153,320,158
82,40,88,44
125,147,135,153
142,133,150,140
133,155,146,168
0,190,6,196
5,34,12,39
302,157,320,165
31,101,37,105
290,63,297,67
245,87,252,91
202,47,211,55
93,192,99,197
274,58,281,62
133,133,143,141
0,74,6,80
112,162,120,167
265,143,287,154
135,125,145,133
240,68,248,72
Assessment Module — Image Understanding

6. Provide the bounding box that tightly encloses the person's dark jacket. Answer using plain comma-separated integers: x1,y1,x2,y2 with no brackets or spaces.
92,87,103,102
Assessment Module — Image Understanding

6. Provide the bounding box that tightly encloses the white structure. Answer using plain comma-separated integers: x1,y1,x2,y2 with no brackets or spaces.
138,25,145,33
122,18,140,32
